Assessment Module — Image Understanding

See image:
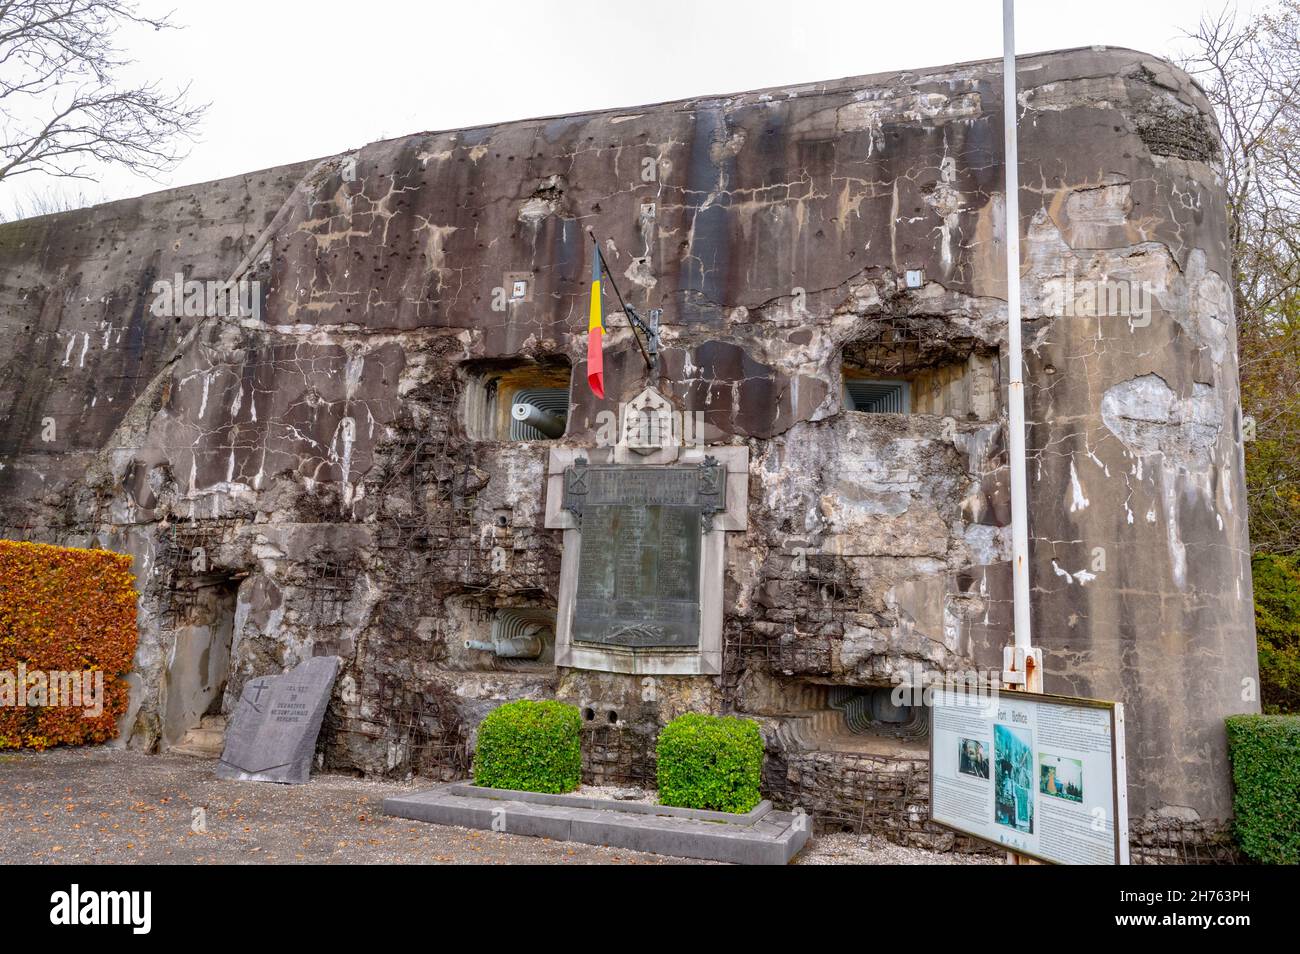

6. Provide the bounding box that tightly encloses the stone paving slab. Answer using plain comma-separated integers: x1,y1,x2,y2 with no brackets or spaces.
383,783,809,865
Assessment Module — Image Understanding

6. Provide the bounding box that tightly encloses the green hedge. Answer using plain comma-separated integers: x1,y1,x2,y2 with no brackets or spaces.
1225,714,1300,864
1253,553,1300,714
473,700,581,794
656,713,763,813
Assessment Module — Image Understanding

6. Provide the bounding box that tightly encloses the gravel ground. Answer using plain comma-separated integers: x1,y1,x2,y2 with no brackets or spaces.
574,783,658,804
0,748,703,865
794,832,1000,865
0,747,995,865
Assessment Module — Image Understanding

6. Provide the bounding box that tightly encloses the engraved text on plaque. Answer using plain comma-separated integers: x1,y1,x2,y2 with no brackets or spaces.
563,458,724,649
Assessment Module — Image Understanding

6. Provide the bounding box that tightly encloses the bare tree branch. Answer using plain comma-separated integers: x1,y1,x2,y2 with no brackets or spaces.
0,1,205,192
1183,1,1300,554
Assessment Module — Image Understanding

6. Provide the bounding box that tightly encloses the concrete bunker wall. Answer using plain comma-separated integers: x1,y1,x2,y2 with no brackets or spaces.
0,46,1255,848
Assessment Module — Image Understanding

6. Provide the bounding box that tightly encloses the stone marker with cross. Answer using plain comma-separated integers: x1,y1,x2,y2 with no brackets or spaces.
216,656,341,784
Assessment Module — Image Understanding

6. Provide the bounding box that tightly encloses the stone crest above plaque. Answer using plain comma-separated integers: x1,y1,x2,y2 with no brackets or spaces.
620,386,677,454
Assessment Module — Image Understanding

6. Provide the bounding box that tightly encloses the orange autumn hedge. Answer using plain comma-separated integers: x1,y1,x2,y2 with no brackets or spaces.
0,540,138,749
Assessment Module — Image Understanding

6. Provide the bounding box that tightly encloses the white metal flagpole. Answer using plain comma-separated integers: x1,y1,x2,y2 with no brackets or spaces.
1000,0,1042,700
1000,0,1043,866
999,0,1041,695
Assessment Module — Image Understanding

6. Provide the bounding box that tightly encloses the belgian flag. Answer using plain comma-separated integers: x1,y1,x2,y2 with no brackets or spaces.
586,249,605,398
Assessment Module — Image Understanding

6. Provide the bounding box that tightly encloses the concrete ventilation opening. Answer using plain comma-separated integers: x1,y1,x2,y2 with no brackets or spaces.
463,359,571,441
165,578,239,758
462,608,556,670
827,686,927,739
844,379,909,413
841,325,997,420
774,683,928,755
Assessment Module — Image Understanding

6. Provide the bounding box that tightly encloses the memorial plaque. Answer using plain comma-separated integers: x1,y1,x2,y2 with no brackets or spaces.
563,456,725,521
564,460,723,649
216,656,340,784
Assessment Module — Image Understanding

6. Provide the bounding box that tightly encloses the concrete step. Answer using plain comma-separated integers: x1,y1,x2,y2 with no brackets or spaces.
170,715,227,758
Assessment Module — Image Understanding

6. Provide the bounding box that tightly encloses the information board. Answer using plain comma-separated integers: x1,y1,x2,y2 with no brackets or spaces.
929,688,1129,864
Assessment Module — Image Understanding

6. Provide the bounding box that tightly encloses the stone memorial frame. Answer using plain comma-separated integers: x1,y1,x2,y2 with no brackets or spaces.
544,444,748,675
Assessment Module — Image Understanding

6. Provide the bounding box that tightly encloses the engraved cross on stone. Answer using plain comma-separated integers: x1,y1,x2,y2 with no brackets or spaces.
244,679,270,713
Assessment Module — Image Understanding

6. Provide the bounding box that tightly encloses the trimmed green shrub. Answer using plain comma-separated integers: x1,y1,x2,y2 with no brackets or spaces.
1225,713,1300,864
473,700,581,794
656,713,763,813
1253,553,1300,714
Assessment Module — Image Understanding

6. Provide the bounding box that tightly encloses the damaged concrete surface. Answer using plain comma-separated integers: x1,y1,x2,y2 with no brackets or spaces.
0,46,1255,842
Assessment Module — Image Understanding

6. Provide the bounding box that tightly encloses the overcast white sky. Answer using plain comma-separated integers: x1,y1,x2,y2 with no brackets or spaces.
4,0,1265,213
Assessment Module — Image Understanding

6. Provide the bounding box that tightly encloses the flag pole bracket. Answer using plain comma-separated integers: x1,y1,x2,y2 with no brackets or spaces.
624,306,661,370
587,230,658,373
